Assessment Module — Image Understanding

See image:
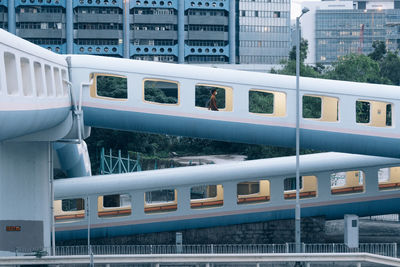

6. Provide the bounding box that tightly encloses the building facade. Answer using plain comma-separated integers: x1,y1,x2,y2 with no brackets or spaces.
238,0,291,64
1,0,291,65
302,0,400,65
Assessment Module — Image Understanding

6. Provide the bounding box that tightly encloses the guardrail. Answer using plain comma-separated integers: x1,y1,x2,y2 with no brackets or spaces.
3,253,400,266
44,243,397,258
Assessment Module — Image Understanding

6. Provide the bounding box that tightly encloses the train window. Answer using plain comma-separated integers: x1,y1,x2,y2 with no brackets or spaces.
356,101,370,123
191,184,223,209
303,95,339,122
62,198,85,211
386,104,392,126
20,57,33,96
356,100,392,127
53,67,62,97
54,199,85,221
284,176,317,199
61,69,69,96
91,73,128,99
249,90,286,117
98,194,131,217
44,64,54,96
144,79,179,104
195,84,233,111
303,96,321,119
378,167,400,191
145,189,177,214
284,177,303,191
331,171,365,195
34,62,45,97
237,180,270,204
4,52,18,95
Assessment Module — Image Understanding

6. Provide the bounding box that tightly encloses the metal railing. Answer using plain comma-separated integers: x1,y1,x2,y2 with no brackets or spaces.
48,243,397,258
362,214,399,222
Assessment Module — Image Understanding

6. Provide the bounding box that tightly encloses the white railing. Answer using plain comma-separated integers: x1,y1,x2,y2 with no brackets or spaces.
44,243,398,258
362,214,399,222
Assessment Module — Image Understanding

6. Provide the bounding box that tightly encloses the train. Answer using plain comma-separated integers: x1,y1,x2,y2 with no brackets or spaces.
54,167,400,224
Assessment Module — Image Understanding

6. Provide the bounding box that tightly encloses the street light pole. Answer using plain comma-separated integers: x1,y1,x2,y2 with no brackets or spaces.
295,7,309,254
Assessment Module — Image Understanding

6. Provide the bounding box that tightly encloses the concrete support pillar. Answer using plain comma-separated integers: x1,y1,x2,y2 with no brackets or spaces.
66,0,73,54
0,142,51,256
132,191,145,217
8,0,16,34
123,0,130,58
228,0,236,64
270,176,285,204
222,182,237,209
178,0,185,63
364,168,379,194
177,186,190,212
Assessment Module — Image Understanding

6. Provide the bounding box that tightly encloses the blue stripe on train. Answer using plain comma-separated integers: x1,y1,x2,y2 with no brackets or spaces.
83,107,400,158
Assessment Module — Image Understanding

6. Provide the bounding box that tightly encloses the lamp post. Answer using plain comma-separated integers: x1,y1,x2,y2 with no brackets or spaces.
295,7,309,254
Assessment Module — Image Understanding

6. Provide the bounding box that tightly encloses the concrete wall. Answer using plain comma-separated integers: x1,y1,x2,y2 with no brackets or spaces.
0,142,51,255
56,217,326,245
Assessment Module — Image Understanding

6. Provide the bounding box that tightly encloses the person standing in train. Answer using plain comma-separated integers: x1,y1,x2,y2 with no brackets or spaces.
208,89,219,111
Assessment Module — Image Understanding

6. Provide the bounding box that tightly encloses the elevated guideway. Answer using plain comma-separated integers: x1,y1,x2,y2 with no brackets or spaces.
54,153,400,240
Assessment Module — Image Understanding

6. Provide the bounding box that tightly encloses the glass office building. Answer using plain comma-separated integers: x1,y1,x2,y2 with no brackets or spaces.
316,9,396,63
303,0,400,64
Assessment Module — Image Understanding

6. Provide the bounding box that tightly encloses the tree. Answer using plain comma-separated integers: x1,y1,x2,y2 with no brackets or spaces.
289,38,309,63
380,51,400,85
326,54,388,84
272,38,320,78
368,40,386,62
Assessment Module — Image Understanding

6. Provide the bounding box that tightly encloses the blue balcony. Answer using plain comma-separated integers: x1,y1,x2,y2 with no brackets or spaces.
184,44,229,57
73,0,123,8
39,43,66,54
184,0,229,11
16,0,66,7
130,44,178,56
130,0,177,9
74,44,123,56
0,0,7,7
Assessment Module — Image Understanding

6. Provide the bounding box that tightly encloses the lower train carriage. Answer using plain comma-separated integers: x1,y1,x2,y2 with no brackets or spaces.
54,166,400,226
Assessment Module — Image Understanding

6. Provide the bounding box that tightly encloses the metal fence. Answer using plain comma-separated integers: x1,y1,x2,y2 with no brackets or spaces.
362,214,399,222
49,243,397,258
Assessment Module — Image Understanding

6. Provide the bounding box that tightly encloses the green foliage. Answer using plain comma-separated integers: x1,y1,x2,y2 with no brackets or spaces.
144,81,178,104
380,51,400,85
289,38,309,62
325,54,388,84
355,101,370,123
273,39,320,78
249,91,273,114
275,60,321,78
97,76,127,99
302,96,321,119
368,41,386,62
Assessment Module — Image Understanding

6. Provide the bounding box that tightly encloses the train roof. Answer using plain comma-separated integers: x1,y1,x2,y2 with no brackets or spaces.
55,152,400,199
0,29,67,66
